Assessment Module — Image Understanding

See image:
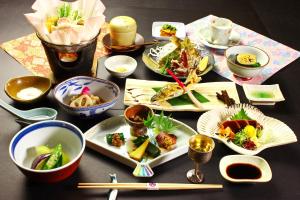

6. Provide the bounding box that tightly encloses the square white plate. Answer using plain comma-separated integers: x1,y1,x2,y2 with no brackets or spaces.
85,115,197,177
152,21,186,40
243,84,285,105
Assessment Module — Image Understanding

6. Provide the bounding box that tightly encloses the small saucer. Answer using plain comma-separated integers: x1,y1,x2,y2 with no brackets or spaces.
102,33,145,53
219,155,272,183
243,84,285,105
198,27,240,50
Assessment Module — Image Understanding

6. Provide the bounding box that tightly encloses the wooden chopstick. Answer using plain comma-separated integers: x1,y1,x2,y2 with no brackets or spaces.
111,41,158,50
77,183,223,190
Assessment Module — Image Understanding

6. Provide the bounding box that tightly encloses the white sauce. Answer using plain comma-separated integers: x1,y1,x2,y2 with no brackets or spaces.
16,87,43,100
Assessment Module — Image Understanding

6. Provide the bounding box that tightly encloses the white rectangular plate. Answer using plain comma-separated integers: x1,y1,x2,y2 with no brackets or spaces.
124,79,240,112
152,21,186,40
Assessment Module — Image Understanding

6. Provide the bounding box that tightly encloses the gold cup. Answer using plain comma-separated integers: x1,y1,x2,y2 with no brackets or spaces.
186,134,215,183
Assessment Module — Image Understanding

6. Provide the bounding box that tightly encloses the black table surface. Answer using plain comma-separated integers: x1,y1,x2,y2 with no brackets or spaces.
0,0,299,199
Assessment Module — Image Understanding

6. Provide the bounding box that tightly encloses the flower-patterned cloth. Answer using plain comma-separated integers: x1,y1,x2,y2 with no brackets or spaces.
1,23,110,83
186,15,300,85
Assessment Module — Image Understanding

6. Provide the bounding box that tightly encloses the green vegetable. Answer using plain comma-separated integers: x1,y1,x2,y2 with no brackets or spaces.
106,133,125,145
146,142,161,158
42,144,63,170
251,62,261,67
233,131,248,146
159,51,180,74
162,24,177,31
133,135,149,146
133,136,160,158
230,108,252,120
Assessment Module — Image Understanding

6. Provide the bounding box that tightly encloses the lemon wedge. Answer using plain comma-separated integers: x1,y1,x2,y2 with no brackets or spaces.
198,56,209,71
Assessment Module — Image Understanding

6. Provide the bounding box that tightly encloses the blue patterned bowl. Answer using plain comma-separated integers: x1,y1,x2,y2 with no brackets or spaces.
54,76,120,117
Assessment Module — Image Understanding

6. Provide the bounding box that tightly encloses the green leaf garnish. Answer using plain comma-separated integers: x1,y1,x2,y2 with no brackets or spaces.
230,108,252,120
143,111,176,133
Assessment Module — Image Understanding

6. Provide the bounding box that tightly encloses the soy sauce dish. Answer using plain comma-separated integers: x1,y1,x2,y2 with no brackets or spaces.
219,155,272,183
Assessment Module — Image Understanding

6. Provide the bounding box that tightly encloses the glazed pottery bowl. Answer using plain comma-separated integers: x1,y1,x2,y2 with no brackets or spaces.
124,104,154,128
54,76,120,117
104,55,137,78
5,76,51,103
9,120,85,183
225,45,269,79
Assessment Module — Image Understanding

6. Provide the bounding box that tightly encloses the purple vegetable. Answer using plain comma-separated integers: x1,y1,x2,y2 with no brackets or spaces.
31,153,51,170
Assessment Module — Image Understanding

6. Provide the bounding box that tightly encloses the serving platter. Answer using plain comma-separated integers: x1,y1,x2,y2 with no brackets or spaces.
124,78,240,112
85,115,197,177
197,104,297,155
142,42,214,79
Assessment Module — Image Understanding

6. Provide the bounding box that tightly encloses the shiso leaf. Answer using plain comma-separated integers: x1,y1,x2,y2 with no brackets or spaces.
230,108,252,120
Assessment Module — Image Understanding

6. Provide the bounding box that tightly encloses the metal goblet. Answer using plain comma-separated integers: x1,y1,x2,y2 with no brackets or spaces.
186,134,215,183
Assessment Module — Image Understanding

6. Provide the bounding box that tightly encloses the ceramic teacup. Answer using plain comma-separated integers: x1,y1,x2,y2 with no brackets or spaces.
211,17,233,45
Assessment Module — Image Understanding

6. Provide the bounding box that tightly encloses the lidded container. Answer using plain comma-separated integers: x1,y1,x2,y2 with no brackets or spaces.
110,16,137,46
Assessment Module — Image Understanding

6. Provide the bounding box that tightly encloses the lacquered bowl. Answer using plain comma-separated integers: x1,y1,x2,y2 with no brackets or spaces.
54,76,120,117
5,76,51,103
225,45,269,80
9,120,85,183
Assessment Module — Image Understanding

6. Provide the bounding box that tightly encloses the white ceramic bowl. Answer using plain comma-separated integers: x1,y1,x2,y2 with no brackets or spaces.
54,76,120,117
225,45,269,79
9,120,85,183
104,55,137,78
219,155,272,183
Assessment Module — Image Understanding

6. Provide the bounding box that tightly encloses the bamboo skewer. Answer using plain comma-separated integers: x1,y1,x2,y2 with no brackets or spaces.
166,69,203,109
77,183,223,190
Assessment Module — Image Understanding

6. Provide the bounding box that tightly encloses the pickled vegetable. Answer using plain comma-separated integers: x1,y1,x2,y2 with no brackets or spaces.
42,144,63,170
129,139,150,161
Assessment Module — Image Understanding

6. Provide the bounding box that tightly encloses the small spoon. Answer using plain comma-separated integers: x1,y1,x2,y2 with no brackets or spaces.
0,98,57,123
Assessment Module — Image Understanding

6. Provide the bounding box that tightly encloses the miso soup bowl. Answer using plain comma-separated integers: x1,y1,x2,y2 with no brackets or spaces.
225,45,269,79
9,120,85,183
54,76,120,117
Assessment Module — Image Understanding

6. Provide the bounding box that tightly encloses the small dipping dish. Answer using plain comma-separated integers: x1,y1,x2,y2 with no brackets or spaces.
124,104,153,136
104,55,137,78
5,76,51,103
219,155,272,183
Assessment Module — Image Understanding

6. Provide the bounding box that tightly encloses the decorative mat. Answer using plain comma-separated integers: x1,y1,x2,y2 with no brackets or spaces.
186,15,300,85
1,23,110,82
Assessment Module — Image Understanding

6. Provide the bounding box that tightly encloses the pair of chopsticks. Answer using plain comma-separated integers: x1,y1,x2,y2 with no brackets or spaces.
78,182,223,190
166,69,202,109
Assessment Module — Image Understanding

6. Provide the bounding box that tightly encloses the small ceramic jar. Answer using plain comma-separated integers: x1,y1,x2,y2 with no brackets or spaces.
110,16,137,46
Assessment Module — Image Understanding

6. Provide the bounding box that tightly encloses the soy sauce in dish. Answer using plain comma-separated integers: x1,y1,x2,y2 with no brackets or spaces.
226,163,262,179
